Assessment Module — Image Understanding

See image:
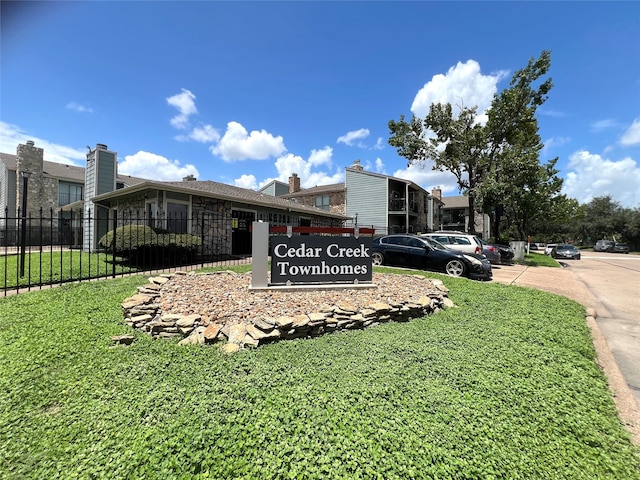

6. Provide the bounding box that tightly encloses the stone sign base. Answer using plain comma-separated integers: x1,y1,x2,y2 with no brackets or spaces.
120,271,454,353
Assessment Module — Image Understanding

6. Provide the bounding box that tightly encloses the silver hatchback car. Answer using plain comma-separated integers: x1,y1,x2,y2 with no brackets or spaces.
421,231,484,256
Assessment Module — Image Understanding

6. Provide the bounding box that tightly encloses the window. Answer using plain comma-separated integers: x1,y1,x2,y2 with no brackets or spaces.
406,237,425,248
58,182,83,206
453,237,471,246
315,194,330,211
146,202,157,228
432,235,450,245
166,202,188,233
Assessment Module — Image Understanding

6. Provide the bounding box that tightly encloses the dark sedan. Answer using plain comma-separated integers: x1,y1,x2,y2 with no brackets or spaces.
489,243,515,264
613,242,630,254
551,244,581,260
370,234,492,280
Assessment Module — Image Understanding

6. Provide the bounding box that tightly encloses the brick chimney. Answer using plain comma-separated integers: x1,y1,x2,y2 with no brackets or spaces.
431,188,442,200
348,159,364,171
289,173,301,193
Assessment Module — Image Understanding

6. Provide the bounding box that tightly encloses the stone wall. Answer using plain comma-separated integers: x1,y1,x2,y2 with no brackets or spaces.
120,271,453,353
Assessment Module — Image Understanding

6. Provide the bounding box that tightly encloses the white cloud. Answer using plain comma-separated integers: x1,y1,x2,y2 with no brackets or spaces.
0,121,85,165
411,60,508,124
175,124,220,143
539,109,568,118
118,151,198,181
620,118,640,146
234,174,258,190
166,88,197,130
358,157,387,174
271,146,343,188
590,119,618,133
392,162,461,197
543,136,571,153
337,128,370,146
66,102,93,113
210,121,286,162
372,137,385,150
562,150,640,208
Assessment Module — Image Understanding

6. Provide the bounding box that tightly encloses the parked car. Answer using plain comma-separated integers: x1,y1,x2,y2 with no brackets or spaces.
479,239,502,265
594,239,615,252
371,234,492,280
545,244,558,256
551,244,581,260
492,243,515,264
613,242,630,254
421,231,483,256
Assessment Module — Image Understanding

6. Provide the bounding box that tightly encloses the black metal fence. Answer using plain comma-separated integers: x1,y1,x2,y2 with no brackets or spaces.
1,208,378,295
1,208,254,295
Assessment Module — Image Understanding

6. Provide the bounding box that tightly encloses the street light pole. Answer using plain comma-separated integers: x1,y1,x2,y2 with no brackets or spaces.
19,171,31,277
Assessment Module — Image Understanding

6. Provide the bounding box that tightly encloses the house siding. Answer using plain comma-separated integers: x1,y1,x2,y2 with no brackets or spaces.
345,169,388,229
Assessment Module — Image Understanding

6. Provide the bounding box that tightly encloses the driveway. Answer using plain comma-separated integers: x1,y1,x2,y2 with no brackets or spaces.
491,252,640,444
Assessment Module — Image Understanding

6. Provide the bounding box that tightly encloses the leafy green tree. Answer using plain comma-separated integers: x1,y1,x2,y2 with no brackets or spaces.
388,51,561,240
576,196,639,246
389,102,486,234
481,51,559,240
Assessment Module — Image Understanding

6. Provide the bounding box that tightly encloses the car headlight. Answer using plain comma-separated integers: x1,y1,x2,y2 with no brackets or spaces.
463,254,482,266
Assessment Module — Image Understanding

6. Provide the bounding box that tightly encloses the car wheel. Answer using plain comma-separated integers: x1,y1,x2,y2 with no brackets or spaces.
445,259,466,277
371,252,384,266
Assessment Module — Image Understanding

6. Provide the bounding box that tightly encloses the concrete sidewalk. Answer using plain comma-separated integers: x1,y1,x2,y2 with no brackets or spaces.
490,263,640,444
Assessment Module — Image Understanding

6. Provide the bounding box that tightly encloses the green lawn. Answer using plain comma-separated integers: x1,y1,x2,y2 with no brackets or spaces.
0,250,137,290
522,252,560,267
1,267,638,479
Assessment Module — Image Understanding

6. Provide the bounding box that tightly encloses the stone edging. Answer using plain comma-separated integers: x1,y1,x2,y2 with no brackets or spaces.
119,271,453,353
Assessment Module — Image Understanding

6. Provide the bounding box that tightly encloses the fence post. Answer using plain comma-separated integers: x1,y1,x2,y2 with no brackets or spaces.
200,211,205,269
112,209,117,278
20,172,29,278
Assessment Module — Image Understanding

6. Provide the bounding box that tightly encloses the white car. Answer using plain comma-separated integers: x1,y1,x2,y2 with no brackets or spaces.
421,231,484,256
545,244,557,255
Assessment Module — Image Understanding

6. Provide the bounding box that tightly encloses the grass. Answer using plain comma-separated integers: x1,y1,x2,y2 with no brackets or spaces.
1,266,639,479
0,250,137,289
521,252,561,267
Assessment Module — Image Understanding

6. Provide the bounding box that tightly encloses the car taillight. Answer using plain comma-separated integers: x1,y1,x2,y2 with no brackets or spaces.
475,246,481,254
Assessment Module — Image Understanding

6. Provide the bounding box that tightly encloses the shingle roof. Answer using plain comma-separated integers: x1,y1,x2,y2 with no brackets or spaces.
1,151,348,219
281,183,345,198
0,152,146,186
442,195,469,209
95,179,348,219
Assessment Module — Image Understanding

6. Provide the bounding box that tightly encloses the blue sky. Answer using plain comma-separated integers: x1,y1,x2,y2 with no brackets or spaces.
2,1,639,208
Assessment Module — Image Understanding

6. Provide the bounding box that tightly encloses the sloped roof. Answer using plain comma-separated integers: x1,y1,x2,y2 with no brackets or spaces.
257,179,288,193
442,195,469,209
281,182,345,198
93,179,349,219
0,152,146,187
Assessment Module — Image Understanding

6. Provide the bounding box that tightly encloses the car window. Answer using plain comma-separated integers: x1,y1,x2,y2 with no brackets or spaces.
453,237,471,246
432,235,450,244
384,236,405,245
424,237,447,251
406,237,424,248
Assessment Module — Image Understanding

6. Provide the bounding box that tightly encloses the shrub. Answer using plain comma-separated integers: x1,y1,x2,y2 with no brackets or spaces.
98,225,202,267
99,224,158,252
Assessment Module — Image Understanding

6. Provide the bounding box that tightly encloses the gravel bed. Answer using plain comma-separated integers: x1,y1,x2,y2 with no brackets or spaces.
159,271,446,325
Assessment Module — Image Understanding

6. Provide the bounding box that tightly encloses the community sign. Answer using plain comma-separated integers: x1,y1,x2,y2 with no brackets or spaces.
270,235,372,285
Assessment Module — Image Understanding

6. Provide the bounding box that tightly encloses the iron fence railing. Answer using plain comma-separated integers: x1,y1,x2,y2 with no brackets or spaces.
1,208,253,295
1,208,380,295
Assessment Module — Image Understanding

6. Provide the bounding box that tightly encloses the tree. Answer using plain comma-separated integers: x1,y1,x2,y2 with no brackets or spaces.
389,102,486,234
389,51,560,240
482,51,557,240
